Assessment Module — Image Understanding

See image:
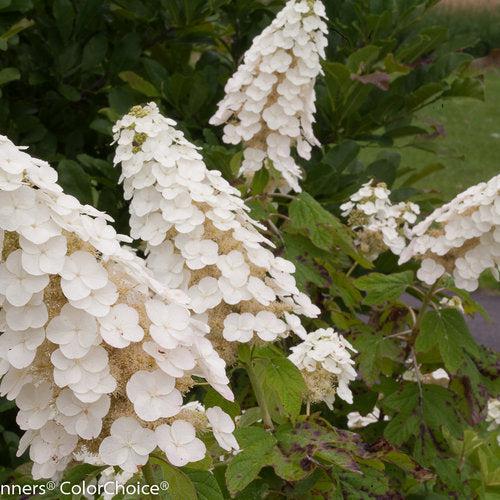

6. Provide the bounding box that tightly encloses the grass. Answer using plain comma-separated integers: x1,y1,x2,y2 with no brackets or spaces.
405,70,500,199
361,70,500,201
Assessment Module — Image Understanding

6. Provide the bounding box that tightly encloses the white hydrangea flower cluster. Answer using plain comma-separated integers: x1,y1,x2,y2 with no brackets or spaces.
113,103,320,365
0,136,238,479
341,180,420,261
209,0,328,192
288,328,357,408
399,174,500,291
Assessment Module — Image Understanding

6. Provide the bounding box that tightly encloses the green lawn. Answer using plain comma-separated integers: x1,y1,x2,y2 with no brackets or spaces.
411,70,500,199
361,70,500,201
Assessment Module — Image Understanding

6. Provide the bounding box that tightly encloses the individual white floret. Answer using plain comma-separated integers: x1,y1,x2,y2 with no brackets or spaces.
142,342,196,378
206,406,239,452
99,417,157,472
126,370,182,421
0,328,45,369
28,422,78,479
0,250,49,306
98,303,144,348
46,304,99,359
56,390,110,440
59,251,109,301
4,292,48,331
15,382,54,430
155,420,206,466
145,299,194,349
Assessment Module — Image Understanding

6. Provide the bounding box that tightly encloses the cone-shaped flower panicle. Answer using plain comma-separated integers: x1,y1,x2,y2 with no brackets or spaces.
0,135,238,479
113,103,321,368
209,0,328,192
400,174,500,291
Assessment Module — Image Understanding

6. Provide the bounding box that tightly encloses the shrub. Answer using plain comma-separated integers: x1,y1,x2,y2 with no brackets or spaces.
0,0,498,498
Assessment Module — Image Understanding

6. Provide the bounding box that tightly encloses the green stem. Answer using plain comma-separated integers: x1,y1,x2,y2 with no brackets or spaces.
413,282,438,336
246,360,274,430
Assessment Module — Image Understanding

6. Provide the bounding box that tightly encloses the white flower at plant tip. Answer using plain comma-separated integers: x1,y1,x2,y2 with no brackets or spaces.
112,103,320,374
206,406,239,452
341,180,420,260
400,174,500,291
56,390,110,440
99,417,157,472
289,328,357,405
155,420,206,466
126,370,183,421
99,303,144,348
209,0,328,192
46,304,99,359
416,258,445,286
15,382,54,430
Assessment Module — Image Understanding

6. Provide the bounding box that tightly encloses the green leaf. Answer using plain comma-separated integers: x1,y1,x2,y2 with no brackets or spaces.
119,71,160,97
184,468,224,500
252,347,306,421
149,457,197,500
251,167,269,195
0,18,34,46
52,0,75,41
81,34,108,71
225,427,276,495
346,45,380,72
288,192,364,263
416,309,480,373
383,383,463,447
354,271,413,305
57,159,93,204
354,333,402,386
58,83,80,102
0,67,20,86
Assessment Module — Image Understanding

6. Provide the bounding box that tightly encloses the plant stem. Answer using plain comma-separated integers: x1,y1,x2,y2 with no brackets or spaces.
246,360,274,430
412,282,438,336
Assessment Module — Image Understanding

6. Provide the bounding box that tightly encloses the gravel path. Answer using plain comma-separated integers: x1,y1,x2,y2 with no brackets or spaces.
469,292,499,351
